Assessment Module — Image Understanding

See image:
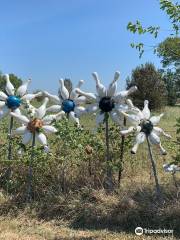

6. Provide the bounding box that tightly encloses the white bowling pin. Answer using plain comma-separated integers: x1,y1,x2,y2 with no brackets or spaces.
4,74,15,95
59,79,69,100
107,71,120,97
35,97,49,119
142,100,150,120
16,79,31,97
92,72,106,97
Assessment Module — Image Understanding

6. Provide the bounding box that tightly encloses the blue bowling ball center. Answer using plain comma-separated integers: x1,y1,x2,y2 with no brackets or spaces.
62,99,75,113
6,95,21,110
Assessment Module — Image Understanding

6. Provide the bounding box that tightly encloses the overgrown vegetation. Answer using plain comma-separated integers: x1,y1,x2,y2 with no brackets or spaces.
0,106,179,238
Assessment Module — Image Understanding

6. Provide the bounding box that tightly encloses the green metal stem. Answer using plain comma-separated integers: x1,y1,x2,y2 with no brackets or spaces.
27,133,36,202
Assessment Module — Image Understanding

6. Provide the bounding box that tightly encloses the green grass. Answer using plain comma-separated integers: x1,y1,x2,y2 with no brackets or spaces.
0,106,179,239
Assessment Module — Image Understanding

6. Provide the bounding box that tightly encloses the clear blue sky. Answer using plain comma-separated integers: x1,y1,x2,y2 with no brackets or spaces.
0,0,171,93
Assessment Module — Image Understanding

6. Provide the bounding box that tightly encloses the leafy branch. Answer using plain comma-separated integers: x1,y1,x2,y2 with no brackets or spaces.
127,0,180,57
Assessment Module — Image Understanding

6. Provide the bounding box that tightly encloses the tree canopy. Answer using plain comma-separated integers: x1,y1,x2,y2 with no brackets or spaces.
127,0,180,58
126,63,167,109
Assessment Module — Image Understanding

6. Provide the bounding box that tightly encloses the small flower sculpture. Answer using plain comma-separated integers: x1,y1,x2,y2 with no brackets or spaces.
43,79,86,127
10,97,64,152
0,74,42,118
75,71,137,126
75,71,137,190
163,163,180,173
120,100,171,155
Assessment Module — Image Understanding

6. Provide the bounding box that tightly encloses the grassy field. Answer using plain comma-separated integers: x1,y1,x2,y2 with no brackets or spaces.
0,106,179,239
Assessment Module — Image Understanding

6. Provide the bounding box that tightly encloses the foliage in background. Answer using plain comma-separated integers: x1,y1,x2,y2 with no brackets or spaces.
127,0,180,58
0,116,132,199
0,72,22,91
126,63,167,109
161,69,179,105
157,37,180,68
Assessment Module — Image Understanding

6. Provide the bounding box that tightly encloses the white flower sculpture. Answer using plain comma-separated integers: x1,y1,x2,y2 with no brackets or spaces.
120,99,171,155
43,79,86,127
0,74,42,119
75,71,137,126
163,163,180,173
10,97,64,152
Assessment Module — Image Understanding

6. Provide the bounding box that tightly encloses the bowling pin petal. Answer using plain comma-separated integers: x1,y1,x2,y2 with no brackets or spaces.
0,101,5,109
16,79,31,97
59,79,69,100
74,106,86,117
5,74,15,95
142,100,150,120
42,112,64,124
131,132,145,154
96,112,104,125
10,112,29,124
150,113,164,125
36,132,47,146
121,112,140,125
75,89,97,100
158,142,167,155
92,72,106,97
69,111,80,126
42,125,57,134
70,80,84,99
46,105,61,113
110,110,123,125
13,126,27,135
35,97,49,119
114,86,137,102
74,96,86,105
107,71,120,97
22,93,41,101
22,130,32,145
86,103,98,113
0,106,9,119
43,91,60,104
148,132,160,145
0,91,8,101
153,126,172,139
120,126,135,136
13,108,21,115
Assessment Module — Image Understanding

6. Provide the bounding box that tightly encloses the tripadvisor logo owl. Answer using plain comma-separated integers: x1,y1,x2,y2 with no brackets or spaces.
135,227,143,236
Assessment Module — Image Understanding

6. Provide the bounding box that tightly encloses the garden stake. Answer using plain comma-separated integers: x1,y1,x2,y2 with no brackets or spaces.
3,116,14,192
172,173,180,198
105,112,113,191
8,116,14,161
27,132,36,202
146,136,163,202
118,117,126,186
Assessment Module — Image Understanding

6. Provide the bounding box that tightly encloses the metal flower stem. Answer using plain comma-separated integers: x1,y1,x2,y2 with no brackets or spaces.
118,117,126,186
8,116,14,161
172,172,178,189
105,112,113,190
0,116,14,187
146,135,163,202
5,116,14,181
27,132,36,202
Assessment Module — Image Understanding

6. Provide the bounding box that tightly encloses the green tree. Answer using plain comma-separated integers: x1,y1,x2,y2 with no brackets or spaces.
157,37,180,68
127,0,180,58
161,69,178,105
126,63,167,109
